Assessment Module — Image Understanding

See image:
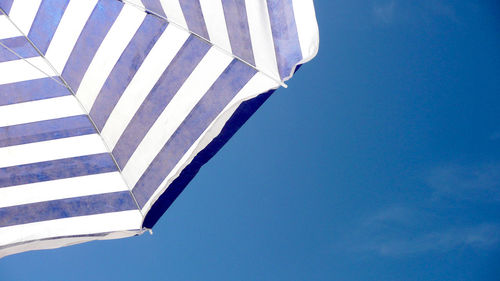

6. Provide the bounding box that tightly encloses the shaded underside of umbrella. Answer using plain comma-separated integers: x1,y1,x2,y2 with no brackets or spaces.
0,0,319,258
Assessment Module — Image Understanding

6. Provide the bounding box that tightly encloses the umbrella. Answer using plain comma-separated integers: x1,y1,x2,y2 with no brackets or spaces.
0,0,319,258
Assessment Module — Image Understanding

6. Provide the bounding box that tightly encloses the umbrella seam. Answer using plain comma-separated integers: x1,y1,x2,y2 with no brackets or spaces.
119,0,288,88
0,9,66,87
0,9,145,220
0,40,66,87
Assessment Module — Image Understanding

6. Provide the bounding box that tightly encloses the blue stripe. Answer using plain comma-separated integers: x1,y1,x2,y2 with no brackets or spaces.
0,153,117,188
221,0,255,65
143,90,274,228
62,0,123,92
179,0,209,40
27,0,70,54
0,77,70,106
142,0,165,17
0,0,13,14
0,191,136,228
267,0,303,80
90,15,167,131
0,115,95,148
132,59,256,207
112,36,210,168
0,36,38,62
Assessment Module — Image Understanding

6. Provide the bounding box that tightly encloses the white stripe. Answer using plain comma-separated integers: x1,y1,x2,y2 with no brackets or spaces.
7,0,42,35
159,0,187,29
76,5,146,111
0,134,108,168
292,0,319,64
0,210,143,248
0,229,141,259
0,95,84,127
245,0,280,80
45,0,98,73
122,47,233,187
0,57,58,85
0,172,128,208
101,24,189,149
141,72,279,212
199,0,231,52
0,15,22,39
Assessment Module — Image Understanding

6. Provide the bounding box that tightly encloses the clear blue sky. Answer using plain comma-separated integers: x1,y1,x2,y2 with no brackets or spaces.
1,0,499,280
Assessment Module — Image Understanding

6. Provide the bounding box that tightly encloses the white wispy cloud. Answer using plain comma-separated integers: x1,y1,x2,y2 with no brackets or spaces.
490,131,500,141
342,200,500,257
425,1,458,23
339,160,499,258
373,1,396,24
371,0,460,26
362,205,416,227
426,163,500,201
370,223,500,256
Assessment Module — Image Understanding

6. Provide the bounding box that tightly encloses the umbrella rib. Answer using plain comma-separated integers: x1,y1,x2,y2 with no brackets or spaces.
0,40,66,87
0,9,145,220
1,0,290,225
120,0,288,88
0,9,66,87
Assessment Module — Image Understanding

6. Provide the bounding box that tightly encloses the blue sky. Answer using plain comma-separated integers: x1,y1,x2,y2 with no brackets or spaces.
1,0,499,280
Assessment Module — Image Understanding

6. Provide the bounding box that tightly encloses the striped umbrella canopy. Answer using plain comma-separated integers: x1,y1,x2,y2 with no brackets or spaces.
0,0,319,258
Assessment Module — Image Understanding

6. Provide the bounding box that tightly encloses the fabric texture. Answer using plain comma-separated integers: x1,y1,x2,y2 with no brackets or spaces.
0,0,319,258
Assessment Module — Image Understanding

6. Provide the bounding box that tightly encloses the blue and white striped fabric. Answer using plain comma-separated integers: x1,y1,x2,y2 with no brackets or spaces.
0,0,319,258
